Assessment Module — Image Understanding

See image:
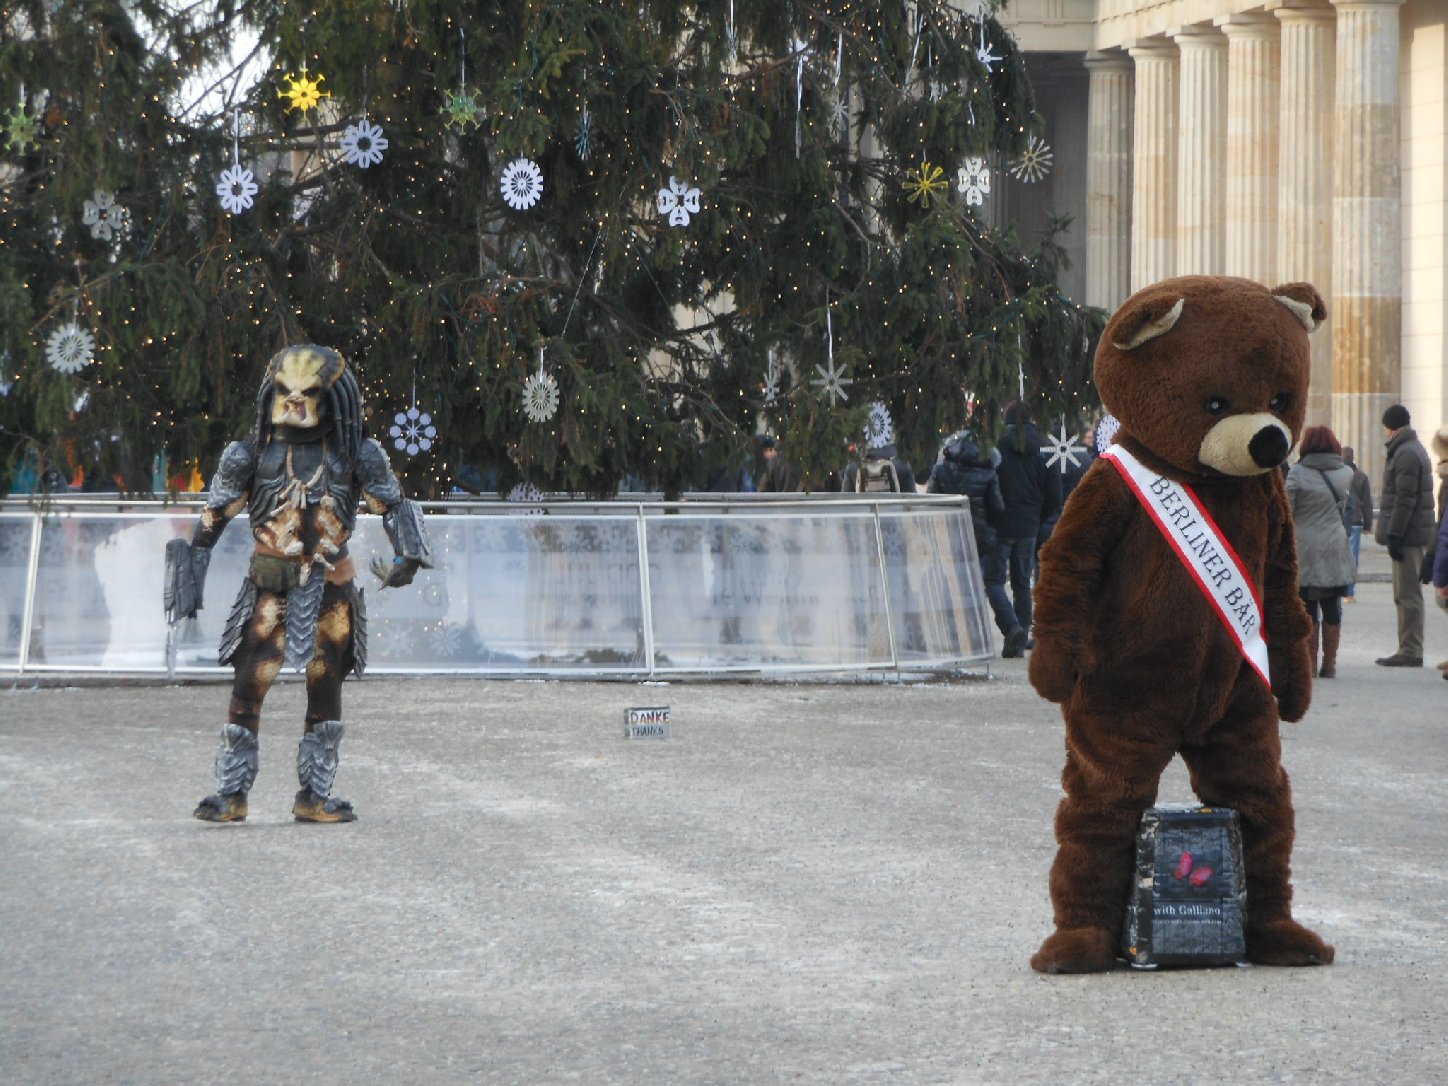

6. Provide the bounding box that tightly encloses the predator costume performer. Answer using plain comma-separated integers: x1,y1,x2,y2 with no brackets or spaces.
165,345,432,823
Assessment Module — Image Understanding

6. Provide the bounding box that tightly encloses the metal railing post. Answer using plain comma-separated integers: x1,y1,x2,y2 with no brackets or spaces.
17,511,42,674
871,501,900,673
635,504,657,678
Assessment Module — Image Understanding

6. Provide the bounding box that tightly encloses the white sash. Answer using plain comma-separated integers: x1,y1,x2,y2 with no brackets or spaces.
1101,444,1271,687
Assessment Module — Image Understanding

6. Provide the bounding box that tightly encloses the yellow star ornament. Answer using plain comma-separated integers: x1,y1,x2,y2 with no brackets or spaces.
903,161,948,208
278,70,331,114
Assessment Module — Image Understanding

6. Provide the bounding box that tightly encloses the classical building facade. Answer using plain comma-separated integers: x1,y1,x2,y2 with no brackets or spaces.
996,0,1446,482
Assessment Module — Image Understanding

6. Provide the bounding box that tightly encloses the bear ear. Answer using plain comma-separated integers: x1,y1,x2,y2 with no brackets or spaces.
1111,296,1184,351
1272,282,1328,332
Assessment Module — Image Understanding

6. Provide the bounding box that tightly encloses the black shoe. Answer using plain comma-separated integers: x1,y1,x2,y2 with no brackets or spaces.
1001,629,1028,658
1374,653,1423,668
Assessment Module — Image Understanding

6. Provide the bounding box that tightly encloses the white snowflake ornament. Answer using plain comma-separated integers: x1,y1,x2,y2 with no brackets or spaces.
1010,135,1054,183
216,164,258,214
865,401,894,449
957,156,991,206
82,190,130,241
1096,414,1121,452
1040,419,1088,474
656,176,702,227
522,365,560,423
47,322,96,374
507,482,546,508
500,158,544,211
762,353,783,406
811,359,853,405
389,406,437,456
341,118,388,168
428,623,463,657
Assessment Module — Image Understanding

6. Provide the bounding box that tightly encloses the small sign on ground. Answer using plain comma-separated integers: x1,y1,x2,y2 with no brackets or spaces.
625,706,671,739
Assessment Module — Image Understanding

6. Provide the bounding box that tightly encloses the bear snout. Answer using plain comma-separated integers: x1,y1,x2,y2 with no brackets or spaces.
1248,424,1289,469
1198,414,1292,476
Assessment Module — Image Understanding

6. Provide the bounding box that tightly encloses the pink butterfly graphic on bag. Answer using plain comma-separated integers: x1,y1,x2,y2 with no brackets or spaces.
1173,849,1214,888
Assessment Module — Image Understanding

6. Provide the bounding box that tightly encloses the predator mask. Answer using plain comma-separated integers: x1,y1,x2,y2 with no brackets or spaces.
266,345,345,430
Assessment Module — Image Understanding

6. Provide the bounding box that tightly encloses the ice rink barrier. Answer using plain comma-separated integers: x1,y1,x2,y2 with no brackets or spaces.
0,494,995,678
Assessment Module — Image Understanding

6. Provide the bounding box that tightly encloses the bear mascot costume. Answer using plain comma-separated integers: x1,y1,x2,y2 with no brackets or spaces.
1028,275,1335,973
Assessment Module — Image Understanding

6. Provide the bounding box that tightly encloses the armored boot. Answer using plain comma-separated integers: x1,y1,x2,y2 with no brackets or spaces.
194,724,259,822
292,720,356,823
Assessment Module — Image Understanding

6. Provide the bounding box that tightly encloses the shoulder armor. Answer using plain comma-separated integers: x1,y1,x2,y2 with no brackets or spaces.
207,439,255,509
355,438,403,508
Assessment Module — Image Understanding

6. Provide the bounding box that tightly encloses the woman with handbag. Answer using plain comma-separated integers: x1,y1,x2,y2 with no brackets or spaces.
1287,426,1357,678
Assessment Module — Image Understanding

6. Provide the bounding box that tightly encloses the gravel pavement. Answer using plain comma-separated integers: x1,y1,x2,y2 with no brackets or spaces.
3,540,1446,1085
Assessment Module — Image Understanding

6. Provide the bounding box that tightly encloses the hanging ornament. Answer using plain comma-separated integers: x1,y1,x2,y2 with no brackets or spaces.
1040,419,1088,474
865,401,894,449
82,190,131,241
443,31,484,131
216,109,257,215
975,6,1002,71
1010,135,1054,183
575,103,593,160
724,0,738,67
1096,414,1121,452
903,161,948,208
500,157,544,211
441,88,484,131
957,156,991,207
46,322,96,374
810,310,852,406
761,351,783,406
2,105,39,154
656,176,702,227
278,68,331,114
341,117,388,169
522,350,560,423
389,405,437,457
790,35,812,158
217,164,258,215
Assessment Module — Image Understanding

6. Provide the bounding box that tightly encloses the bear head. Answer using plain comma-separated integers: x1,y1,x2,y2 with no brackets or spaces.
1095,276,1326,478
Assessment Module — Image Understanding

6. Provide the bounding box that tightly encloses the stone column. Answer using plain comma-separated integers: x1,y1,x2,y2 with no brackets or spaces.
1218,13,1281,284
1084,51,1134,312
1331,0,1404,485
1128,40,1178,291
1172,25,1228,276
1276,4,1337,427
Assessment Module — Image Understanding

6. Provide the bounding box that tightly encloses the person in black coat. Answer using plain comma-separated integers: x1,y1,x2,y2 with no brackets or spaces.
994,400,1062,647
928,432,1028,655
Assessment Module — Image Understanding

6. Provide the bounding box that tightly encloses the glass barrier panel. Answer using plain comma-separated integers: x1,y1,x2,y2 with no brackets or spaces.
356,515,645,671
644,511,895,671
879,506,995,665
0,514,35,666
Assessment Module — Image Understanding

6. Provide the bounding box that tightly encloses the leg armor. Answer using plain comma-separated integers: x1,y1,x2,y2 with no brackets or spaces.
193,724,258,823
293,720,356,823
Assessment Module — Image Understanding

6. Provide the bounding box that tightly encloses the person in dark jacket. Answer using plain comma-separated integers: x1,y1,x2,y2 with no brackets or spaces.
927,432,1027,655
1341,445,1373,601
840,442,917,493
1374,404,1436,667
1433,472,1448,681
994,400,1062,646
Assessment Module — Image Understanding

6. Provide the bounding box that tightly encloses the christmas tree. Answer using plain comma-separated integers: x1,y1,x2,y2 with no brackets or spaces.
0,0,1102,498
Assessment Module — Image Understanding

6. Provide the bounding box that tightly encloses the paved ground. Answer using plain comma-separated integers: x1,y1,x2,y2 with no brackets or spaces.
3,539,1446,1085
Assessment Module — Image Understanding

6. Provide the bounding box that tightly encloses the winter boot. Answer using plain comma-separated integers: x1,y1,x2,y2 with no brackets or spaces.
194,724,258,822
1319,624,1341,678
293,720,357,823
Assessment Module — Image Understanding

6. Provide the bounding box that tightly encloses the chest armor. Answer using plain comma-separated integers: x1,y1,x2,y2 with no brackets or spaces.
249,438,358,559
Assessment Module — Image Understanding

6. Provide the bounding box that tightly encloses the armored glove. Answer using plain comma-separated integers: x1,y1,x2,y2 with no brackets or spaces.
164,539,212,622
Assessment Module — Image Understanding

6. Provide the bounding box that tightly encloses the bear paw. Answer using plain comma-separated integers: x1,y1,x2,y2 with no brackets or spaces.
1245,918,1335,966
1030,926,1119,974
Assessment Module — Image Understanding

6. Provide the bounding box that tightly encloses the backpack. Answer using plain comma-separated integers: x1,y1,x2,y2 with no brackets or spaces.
855,458,900,493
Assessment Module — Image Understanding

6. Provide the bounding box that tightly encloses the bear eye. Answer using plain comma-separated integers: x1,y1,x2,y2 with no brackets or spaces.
1269,392,1289,412
1205,397,1230,417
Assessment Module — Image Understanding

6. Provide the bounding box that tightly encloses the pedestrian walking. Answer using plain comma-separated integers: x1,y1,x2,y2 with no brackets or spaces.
1430,425,1448,671
1340,445,1373,602
927,432,1028,656
1287,426,1355,678
994,400,1061,648
1374,404,1435,668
